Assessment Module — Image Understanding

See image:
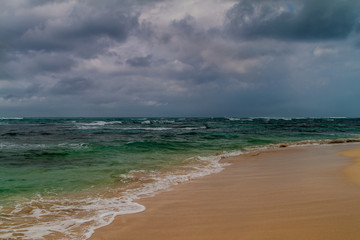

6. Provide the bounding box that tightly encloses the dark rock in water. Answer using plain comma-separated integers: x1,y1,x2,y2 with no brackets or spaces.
2,132,18,136
329,139,345,144
40,132,52,135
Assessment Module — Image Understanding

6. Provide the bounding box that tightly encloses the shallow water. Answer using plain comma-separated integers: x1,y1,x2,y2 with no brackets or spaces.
1,117,360,239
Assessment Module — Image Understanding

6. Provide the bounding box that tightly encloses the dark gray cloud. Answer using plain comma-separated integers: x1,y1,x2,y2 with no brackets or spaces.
226,0,360,40
1,0,360,117
0,1,139,58
25,52,75,73
126,55,152,67
51,77,94,95
23,12,137,56
0,51,76,82
171,15,196,35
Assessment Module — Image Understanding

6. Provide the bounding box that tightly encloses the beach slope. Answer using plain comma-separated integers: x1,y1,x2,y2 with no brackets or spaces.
91,144,360,240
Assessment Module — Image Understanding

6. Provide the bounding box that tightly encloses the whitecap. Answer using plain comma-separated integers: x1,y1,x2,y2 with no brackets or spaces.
74,121,123,129
120,127,173,131
183,126,206,130
226,117,241,121
0,117,23,120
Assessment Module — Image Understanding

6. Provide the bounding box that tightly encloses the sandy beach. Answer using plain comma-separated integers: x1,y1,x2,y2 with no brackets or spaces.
90,143,360,240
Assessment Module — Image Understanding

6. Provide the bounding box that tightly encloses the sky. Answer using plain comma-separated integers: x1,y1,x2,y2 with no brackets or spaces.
1,0,360,117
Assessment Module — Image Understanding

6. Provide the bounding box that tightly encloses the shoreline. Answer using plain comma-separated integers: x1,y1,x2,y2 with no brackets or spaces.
3,117,360,239
90,143,360,240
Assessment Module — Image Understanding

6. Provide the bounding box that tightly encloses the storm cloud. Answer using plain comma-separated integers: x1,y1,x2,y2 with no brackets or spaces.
1,0,360,117
0,1,139,58
226,0,360,40
126,55,152,67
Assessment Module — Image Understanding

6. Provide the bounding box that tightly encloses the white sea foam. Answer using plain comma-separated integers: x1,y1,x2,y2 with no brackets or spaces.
0,142,88,151
152,120,176,124
58,142,89,149
121,126,205,131
80,121,107,126
0,149,240,240
226,117,241,121
75,121,123,129
0,117,23,120
1,194,146,240
121,127,173,131
3,138,359,240
183,126,206,130
0,142,47,151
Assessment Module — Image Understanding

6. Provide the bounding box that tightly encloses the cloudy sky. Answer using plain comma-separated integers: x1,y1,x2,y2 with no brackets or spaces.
1,0,360,117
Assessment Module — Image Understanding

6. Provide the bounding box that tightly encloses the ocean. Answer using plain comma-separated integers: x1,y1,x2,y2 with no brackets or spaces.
1,117,360,239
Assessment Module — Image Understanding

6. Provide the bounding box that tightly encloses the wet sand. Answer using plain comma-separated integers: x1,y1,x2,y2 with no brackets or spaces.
90,144,360,240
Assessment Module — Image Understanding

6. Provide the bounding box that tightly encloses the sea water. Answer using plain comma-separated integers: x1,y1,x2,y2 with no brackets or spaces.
1,117,360,239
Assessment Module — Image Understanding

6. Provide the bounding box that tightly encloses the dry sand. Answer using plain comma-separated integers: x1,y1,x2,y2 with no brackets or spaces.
90,144,360,240
341,148,360,186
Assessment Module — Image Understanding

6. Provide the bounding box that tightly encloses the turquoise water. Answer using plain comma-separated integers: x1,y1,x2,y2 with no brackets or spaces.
1,117,360,239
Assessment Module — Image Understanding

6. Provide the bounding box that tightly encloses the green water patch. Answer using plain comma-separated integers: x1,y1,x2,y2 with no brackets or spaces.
1,117,360,208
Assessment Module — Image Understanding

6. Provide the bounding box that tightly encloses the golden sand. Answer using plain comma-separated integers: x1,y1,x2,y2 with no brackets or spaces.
341,148,360,186
90,144,360,240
